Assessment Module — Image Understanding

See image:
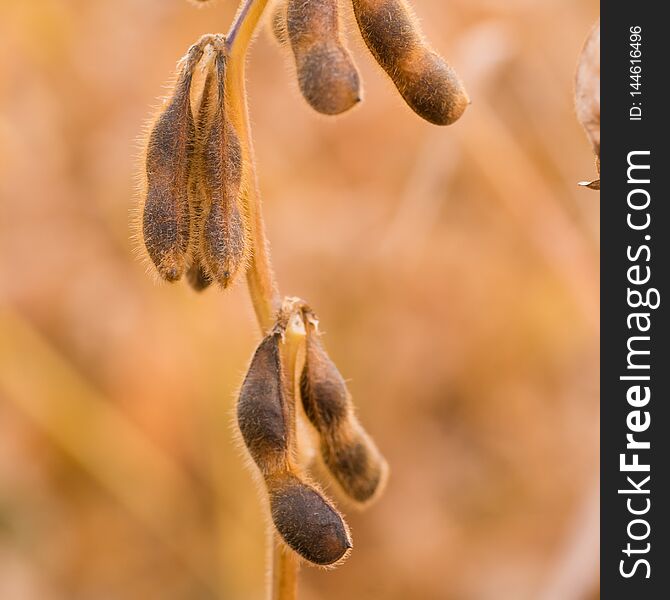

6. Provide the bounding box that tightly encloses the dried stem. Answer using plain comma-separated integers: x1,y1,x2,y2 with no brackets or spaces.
272,542,299,600
226,2,300,597
226,0,280,333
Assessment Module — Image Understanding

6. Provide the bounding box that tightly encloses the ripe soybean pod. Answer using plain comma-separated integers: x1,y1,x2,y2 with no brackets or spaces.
237,330,352,565
300,315,388,504
142,42,206,281
186,55,218,291
200,45,250,288
267,471,352,566
287,0,361,115
352,0,469,125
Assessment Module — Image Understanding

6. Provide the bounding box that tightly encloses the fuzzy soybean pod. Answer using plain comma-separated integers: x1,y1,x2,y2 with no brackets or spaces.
300,324,388,504
238,333,291,476
186,59,217,291
200,49,249,288
186,54,218,292
267,471,352,566
352,0,469,125
237,333,352,565
287,0,361,115
142,45,203,281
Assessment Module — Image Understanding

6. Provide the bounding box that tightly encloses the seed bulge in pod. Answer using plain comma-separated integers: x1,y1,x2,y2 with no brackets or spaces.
396,48,469,126
142,63,196,281
321,423,388,504
268,471,352,565
300,331,349,430
237,334,289,474
301,329,388,503
287,0,361,115
352,0,468,125
201,51,247,288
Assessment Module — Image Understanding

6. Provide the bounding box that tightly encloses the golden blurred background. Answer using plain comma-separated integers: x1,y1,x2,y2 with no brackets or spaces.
0,0,599,598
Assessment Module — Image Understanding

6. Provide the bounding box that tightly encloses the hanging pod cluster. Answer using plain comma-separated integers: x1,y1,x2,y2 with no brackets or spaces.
272,0,469,124
140,0,471,281
141,35,250,287
137,0,472,582
237,302,388,565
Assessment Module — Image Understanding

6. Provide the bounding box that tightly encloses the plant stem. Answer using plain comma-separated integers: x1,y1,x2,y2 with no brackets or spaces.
226,3,300,598
226,0,280,334
272,541,299,600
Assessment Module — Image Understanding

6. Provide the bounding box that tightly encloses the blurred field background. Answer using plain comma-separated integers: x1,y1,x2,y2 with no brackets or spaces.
0,0,599,598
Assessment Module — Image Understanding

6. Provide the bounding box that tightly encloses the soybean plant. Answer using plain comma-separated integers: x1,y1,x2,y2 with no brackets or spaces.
137,1,468,598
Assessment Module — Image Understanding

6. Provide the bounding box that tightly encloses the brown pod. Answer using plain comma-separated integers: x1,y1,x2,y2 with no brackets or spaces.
287,0,361,115
352,0,468,125
186,61,217,291
142,54,199,281
300,328,388,504
300,332,349,431
237,334,290,475
200,50,248,288
321,422,387,504
268,471,352,565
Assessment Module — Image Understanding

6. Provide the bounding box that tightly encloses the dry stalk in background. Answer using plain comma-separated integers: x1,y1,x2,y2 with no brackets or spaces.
137,0,468,597
575,19,600,191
